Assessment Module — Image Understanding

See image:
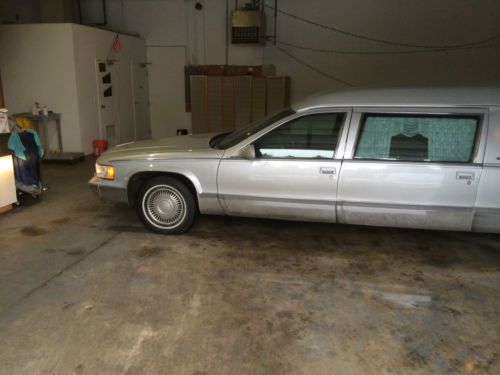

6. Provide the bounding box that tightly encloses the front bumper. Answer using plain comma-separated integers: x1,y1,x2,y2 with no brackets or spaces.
88,176,128,203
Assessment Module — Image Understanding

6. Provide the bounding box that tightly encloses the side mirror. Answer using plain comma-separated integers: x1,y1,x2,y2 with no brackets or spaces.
239,144,256,160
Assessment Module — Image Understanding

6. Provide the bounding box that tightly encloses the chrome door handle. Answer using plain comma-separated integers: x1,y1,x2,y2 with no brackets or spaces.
456,172,475,181
320,167,336,175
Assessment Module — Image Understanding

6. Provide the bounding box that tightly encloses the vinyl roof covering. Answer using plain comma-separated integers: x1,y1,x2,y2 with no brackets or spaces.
293,87,500,111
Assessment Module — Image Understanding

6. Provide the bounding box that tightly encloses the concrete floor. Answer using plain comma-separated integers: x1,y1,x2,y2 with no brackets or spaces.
0,158,499,375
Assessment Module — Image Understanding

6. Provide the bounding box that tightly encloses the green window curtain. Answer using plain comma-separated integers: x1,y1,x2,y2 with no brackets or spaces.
355,115,478,162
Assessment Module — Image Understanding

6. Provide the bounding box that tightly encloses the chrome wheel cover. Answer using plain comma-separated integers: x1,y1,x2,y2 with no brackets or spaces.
142,185,187,229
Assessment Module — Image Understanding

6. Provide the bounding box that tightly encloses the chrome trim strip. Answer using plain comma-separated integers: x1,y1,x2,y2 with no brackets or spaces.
341,159,483,168
107,157,221,163
216,195,476,211
199,192,218,199
340,201,472,212
225,157,339,162
474,207,500,213
297,104,493,112
352,107,490,114
219,194,336,206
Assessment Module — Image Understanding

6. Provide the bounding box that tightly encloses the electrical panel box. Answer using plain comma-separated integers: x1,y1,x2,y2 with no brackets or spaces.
231,10,266,45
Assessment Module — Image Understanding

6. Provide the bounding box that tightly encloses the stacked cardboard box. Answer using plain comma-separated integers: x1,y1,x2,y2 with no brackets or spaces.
190,75,290,134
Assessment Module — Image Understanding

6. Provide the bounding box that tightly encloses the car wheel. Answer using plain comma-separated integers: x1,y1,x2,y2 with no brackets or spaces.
137,176,196,234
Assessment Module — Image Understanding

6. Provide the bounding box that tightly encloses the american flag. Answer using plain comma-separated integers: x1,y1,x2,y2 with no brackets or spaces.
112,34,121,53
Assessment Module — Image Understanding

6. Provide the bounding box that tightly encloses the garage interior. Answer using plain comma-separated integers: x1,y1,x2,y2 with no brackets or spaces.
0,1,500,374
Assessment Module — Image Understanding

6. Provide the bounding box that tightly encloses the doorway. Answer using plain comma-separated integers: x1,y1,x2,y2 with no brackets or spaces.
131,62,151,140
96,60,119,147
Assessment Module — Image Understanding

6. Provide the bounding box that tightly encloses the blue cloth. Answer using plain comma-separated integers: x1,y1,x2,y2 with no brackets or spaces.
7,130,44,160
11,131,42,188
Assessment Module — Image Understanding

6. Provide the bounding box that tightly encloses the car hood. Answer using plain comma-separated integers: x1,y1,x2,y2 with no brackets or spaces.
97,133,220,163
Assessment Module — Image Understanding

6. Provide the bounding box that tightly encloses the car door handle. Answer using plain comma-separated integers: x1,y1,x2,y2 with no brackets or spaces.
456,171,475,185
456,171,475,181
320,167,336,175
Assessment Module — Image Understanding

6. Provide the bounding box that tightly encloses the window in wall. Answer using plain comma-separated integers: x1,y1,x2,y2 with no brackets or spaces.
103,86,113,97
102,73,111,84
98,62,107,73
354,113,479,162
254,113,345,159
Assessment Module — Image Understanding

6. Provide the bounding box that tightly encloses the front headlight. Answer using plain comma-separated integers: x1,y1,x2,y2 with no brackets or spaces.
95,164,115,180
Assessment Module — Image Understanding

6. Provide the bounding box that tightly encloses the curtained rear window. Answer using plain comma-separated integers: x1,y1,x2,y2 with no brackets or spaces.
354,113,479,163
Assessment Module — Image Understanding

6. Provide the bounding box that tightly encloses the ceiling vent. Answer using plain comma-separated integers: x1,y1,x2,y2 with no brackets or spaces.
231,10,266,45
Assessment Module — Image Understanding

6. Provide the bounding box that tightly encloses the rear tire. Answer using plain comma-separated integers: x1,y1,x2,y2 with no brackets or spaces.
136,176,196,234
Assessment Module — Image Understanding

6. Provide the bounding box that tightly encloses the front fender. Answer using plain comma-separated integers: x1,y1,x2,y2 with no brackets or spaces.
122,158,223,214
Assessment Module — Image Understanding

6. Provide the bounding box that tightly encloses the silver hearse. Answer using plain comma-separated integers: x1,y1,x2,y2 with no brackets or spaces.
89,87,500,234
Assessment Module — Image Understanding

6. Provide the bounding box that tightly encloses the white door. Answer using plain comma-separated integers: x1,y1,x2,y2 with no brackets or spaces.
337,108,487,231
131,62,151,140
218,110,350,222
96,60,119,146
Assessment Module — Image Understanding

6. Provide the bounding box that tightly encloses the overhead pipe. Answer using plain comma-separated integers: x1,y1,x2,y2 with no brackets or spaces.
226,0,229,65
274,0,277,45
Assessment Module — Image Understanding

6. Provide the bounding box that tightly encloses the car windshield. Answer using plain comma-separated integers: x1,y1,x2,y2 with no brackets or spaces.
214,107,295,149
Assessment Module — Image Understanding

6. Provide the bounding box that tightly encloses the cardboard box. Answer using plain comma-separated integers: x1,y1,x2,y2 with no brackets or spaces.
266,77,290,115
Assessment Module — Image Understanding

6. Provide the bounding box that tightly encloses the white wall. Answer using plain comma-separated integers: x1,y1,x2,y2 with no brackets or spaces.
2,0,264,138
262,0,500,102
85,0,500,138
71,24,147,154
107,0,191,138
0,24,82,152
0,23,147,154
147,46,191,138
102,0,264,137
2,1,499,139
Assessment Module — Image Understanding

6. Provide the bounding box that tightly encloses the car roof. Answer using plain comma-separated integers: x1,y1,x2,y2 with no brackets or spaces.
292,87,500,111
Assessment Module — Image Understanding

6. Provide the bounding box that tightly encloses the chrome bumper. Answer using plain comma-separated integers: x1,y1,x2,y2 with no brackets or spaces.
88,176,128,203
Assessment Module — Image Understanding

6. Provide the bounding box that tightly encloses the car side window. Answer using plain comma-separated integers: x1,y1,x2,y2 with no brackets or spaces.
354,113,479,163
254,113,346,159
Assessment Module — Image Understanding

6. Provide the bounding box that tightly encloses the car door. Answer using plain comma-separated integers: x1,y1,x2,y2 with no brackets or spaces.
337,107,488,231
217,109,351,222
